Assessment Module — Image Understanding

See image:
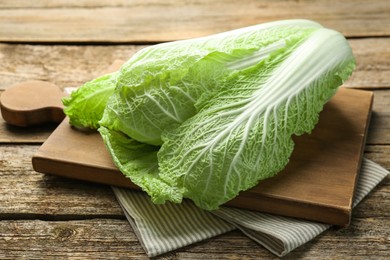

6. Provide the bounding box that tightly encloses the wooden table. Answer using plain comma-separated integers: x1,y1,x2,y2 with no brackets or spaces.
0,1,389,258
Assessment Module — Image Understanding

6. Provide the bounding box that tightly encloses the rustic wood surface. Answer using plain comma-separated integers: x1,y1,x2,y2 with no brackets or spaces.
1,39,390,91
0,0,389,259
1,0,390,42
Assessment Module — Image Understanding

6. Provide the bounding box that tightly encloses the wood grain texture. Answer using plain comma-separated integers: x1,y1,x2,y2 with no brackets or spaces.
353,175,389,219
345,39,390,89
0,144,388,219
365,145,390,170
0,145,123,219
0,217,389,259
1,0,390,43
366,90,390,145
1,38,389,91
0,44,145,91
0,142,388,258
0,115,56,143
0,219,147,259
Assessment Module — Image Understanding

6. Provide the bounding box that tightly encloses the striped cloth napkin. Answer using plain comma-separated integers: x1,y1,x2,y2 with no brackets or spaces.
112,158,389,257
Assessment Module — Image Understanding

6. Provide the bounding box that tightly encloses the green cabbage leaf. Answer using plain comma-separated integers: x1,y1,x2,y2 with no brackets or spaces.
63,72,118,129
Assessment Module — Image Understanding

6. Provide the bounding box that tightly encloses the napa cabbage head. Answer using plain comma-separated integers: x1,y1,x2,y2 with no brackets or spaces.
98,19,323,145
63,19,355,210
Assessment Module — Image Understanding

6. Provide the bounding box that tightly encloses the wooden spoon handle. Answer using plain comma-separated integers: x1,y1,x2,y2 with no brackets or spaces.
0,80,66,127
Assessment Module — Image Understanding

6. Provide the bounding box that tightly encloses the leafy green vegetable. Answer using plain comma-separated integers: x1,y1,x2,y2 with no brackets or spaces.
63,19,355,210
99,19,322,145
98,126,183,203
63,72,118,129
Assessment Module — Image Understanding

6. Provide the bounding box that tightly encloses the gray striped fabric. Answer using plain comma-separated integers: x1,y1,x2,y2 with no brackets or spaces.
112,158,389,257
112,188,235,257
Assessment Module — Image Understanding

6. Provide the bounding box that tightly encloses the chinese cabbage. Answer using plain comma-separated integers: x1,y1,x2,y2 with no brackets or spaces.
63,20,355,210
99,19,322,145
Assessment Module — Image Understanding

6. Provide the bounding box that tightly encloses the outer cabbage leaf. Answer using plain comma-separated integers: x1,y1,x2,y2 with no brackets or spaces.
98,126,183,204
99,20,322,145
63,72,118,129
157,28,356,210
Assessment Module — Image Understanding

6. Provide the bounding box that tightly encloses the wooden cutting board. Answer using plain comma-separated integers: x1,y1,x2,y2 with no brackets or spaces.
0,79,373,227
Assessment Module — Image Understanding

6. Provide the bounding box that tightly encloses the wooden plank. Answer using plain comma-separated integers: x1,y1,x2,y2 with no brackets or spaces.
345,39,390,89
367,111,390,145
365,145,390,170
0,144,388,219
0,219,148,259
0,145,123,218
0,144,388,256
0,1,389,43
0,44,145,91
0,0,131,8
290,217,390,258
0,217,389,259
353,174,390,218
1,38,389,91
366,90,390,145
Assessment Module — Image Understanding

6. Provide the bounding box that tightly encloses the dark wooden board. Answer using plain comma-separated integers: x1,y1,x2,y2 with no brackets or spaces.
31,88,373,226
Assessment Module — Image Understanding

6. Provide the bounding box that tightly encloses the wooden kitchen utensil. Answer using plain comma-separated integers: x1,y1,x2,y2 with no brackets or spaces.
0,80,65,127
